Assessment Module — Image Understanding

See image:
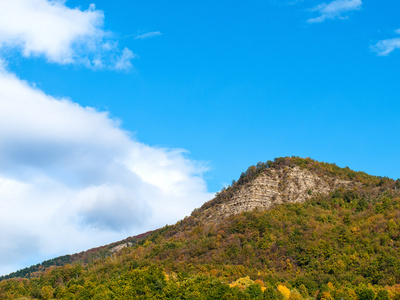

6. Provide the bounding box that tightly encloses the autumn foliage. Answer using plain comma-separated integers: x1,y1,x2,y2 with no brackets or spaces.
1,157,400,299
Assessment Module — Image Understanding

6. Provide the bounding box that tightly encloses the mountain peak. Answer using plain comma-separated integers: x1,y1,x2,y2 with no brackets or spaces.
192,157,394,222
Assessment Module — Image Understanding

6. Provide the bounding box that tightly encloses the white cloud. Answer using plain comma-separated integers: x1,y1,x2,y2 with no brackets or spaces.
134,31,162,40
371,29,400,56
0,0,207,276
371,38,400,56
114,47,136,70
0,69,213,275
0,0,134,69
307,0,362,23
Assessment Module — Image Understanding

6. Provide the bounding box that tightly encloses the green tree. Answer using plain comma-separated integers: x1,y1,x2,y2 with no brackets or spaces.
355,287,375,300
245,283,263,299
264,286,284,300
41,285,54,300
375,290,390,300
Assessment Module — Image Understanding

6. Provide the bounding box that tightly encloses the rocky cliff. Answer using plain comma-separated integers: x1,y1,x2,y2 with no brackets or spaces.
195,163,360,222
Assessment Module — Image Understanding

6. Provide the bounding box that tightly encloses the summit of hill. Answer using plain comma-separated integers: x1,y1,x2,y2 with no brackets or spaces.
192,156,396,222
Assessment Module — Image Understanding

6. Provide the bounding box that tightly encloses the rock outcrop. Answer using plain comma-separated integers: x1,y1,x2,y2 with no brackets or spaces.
110,242,133,253
197,165,357,222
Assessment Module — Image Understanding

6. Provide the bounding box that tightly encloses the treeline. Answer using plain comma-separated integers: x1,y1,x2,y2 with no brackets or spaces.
0,232,154,282
0,255,72,281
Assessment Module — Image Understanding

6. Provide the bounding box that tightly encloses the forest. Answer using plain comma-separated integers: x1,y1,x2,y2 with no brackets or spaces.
1,157,400,299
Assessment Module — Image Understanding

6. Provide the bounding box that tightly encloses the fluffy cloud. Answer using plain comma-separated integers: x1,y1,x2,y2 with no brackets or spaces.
371,30,400,56
307,0,362,23
0,69,213,275
0,0,212,276
0,0,133,69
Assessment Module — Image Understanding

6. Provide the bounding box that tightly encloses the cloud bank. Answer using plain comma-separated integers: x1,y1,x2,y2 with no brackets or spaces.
0,0,134,69
0,0,213,275
371,29,400,56
0,69,213,275
308,0,362,23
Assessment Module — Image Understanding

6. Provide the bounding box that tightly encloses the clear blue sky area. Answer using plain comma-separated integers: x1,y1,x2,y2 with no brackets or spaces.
1,0,400,275
11,0,400,190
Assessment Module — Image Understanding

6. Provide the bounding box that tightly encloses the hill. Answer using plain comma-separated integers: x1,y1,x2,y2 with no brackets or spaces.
1,157,400,299
0,231,155,282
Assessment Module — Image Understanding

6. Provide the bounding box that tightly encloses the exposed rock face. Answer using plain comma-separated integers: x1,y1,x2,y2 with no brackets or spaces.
110,242,133,253
199,166,356,222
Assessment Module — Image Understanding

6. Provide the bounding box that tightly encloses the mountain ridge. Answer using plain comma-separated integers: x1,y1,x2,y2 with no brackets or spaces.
2,157,399,282
191,156,398,223
2,157,400,299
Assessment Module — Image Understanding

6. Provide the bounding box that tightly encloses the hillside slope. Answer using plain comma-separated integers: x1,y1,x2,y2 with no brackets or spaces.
0,231,155,282
1,157,400,299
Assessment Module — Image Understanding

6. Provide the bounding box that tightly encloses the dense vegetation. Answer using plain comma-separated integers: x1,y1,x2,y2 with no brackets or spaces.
0,231,154,282
1,157,400,299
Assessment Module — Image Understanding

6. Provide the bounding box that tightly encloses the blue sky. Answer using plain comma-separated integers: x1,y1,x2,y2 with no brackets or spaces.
13,0,400,189
0,0,399,275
